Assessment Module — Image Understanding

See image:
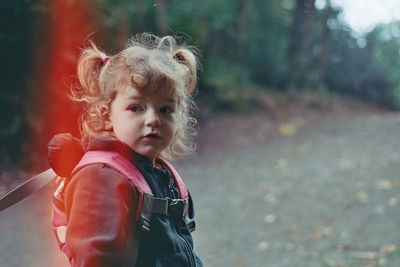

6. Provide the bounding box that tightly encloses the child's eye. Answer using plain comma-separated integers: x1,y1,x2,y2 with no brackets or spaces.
129,105,143,112
160,106,173,114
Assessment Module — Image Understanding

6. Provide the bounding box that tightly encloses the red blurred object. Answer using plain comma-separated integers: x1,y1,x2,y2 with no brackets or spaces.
30,0,99,160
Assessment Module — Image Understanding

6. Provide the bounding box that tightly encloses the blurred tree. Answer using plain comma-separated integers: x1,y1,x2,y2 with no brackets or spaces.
3,0,400,166
287,0,316,91
156,0,168,35
315,0,333,90
365,22,400,108
324,18,396,106
0,1,33,163
236,0,252,64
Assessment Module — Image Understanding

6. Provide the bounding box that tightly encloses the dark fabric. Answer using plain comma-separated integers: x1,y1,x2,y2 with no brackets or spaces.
48,134,202,267
133,158,201,267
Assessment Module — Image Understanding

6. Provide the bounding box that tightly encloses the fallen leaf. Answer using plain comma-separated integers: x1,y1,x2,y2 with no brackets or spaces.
374,179,392,190
313,232,324,240
235,259,247,266
358,190,368,203
264,193,277,204
279,123,296,137
264,214,276,224
380,244,396,254
388,197,398,206
257,241,269,250
285,243,294,251
312,251,320,259
275,158,288,169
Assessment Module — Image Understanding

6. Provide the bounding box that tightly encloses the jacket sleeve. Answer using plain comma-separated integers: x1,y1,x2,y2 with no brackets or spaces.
64,164,138,267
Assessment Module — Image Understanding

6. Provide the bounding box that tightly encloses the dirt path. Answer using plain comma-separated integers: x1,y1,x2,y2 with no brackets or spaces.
184,109,400,267
1,105,400,267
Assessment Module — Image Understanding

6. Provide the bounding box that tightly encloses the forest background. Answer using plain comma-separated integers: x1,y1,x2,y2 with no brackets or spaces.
1,0,400,168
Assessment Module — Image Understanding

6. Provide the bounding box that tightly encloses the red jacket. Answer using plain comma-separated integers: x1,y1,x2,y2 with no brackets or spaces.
48,134,202,267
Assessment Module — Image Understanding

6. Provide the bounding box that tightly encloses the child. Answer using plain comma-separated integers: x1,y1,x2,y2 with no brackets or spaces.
48,33,203,266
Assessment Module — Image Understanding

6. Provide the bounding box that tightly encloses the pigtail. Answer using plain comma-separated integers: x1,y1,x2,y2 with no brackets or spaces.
158,36,198,95
173,49,197,95
73,41,112,136
75,41,109,100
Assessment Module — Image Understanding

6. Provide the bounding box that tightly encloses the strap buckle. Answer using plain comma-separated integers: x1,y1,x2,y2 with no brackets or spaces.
168,198,189,218
152,197,189,218
186,218,196,233
136,193,153,233
137,195,191,234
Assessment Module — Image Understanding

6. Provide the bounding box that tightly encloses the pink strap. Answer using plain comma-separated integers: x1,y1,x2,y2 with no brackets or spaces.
157,158,188,199
72,151,188,199
73,151,152,195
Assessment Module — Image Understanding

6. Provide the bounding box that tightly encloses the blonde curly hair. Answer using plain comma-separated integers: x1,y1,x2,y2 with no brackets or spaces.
72,33,199,160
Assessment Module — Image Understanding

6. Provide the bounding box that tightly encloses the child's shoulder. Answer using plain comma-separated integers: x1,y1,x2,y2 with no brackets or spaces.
69,164,133,190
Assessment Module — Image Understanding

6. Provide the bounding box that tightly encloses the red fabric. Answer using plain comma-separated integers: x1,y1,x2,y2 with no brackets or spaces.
73,151,152,196
65,164,137,267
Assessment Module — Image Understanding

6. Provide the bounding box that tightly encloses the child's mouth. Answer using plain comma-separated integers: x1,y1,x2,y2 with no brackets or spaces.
144,133,161,139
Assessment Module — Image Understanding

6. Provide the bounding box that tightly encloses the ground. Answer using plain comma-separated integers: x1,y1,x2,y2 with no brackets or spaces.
1,94,400,267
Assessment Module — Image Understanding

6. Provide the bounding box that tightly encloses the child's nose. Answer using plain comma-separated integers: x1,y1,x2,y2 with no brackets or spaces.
145,109,161,127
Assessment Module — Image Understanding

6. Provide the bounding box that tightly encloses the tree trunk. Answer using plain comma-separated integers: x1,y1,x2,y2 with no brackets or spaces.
236,0,252,64
156,0,168,36
287,0,316,91
317,0,332,88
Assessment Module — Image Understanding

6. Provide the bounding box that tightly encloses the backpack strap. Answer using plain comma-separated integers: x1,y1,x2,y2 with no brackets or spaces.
73,150,152,195
72,151,195,232
157,157,188,200
52,150,195,265
156,157,195,232
70,150,152,267
0,168,56,212
72,150,153,232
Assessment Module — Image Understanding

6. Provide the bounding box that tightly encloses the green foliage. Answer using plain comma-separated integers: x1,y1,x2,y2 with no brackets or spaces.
92,0,400,109
365,22,400,108
201,57,255,113
246,0,291,86
3,0,400,163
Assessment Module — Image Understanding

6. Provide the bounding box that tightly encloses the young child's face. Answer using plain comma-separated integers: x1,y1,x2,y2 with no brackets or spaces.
108,86,178,163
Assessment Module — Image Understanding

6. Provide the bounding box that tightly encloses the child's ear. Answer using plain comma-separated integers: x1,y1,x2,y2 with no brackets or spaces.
101,106,113,130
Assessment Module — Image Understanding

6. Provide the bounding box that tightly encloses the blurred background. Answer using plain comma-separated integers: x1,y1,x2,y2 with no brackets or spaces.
1,0,400,266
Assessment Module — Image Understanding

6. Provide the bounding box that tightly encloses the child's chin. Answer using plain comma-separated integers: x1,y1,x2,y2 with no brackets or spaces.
136,149,159,161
